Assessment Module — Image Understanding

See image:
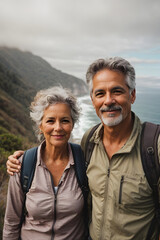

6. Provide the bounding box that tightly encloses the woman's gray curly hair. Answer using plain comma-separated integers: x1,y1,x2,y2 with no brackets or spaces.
30,86,81,141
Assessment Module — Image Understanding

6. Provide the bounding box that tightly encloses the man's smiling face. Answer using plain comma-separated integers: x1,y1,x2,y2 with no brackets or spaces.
91,69,136,127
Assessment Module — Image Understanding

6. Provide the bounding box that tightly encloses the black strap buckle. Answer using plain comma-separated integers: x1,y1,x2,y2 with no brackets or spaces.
147,147,154,155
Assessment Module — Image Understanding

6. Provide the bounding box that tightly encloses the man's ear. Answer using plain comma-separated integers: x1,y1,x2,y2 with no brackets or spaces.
90,92,95,108
131,89,136,104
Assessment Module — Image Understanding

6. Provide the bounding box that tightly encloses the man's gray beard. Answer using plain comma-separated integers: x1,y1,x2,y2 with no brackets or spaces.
101,113,123,127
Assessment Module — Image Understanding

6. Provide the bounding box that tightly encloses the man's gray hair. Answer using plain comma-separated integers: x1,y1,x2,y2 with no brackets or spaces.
30,86,80,141
86,57,136,93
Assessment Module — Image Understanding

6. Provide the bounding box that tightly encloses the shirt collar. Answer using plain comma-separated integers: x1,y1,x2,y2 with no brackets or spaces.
37,141,74,168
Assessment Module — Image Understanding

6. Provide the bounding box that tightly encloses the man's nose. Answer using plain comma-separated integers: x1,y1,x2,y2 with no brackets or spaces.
104,93,115,105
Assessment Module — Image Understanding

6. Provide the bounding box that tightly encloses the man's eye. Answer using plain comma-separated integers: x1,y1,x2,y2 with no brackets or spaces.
95,92,104,97
113,90,123,94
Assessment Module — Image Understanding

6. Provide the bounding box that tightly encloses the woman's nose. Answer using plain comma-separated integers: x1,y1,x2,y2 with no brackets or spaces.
54,121,62,130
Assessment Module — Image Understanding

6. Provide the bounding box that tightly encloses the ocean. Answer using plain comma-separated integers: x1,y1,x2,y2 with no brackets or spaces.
72,88,160,142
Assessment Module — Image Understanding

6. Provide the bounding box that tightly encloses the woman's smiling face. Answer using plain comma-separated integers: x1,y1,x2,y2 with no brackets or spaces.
40,103,73,147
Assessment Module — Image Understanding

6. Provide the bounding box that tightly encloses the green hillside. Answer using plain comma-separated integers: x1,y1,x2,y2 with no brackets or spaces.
0,47,88,95
0,60,36,141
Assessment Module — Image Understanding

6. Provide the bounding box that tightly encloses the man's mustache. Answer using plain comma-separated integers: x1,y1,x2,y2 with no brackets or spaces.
100,105,122,113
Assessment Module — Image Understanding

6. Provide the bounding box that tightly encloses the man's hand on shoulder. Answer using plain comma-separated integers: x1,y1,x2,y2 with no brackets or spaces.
6,150,24,175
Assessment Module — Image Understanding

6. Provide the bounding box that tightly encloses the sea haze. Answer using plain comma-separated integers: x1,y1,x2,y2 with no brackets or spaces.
72,87,160,142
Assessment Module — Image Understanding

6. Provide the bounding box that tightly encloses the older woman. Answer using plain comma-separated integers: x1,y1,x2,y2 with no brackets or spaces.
3,86,88,240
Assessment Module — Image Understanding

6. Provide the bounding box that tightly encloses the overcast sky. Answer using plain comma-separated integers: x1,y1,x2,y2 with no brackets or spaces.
0,0,160,88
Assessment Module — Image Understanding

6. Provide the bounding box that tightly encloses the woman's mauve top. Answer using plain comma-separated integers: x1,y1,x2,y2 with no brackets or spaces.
3,142,85,240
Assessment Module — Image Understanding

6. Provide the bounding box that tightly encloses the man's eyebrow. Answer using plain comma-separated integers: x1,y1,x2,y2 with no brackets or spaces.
94,86,126,94
94,89,104,94
112,86,126,91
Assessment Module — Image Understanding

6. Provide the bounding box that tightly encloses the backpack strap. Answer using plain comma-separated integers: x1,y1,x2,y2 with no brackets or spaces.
20,147,38,193
84,123,101,167
70,143,88,194
70,143,89,239
20,147,38,228
141,122,160,189
140,122,160,239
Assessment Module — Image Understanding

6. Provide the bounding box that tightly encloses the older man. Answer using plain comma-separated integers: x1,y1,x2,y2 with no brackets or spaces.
81,57,160,240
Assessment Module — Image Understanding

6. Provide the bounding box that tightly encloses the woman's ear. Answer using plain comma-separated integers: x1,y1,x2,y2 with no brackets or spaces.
39,125,43,134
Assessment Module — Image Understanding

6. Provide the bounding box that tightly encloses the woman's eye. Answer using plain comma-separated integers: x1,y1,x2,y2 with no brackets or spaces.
62,119,70,123
46,120,54,123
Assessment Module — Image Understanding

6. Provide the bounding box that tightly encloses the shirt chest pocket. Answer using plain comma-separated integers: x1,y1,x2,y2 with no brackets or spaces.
116,174,154,214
